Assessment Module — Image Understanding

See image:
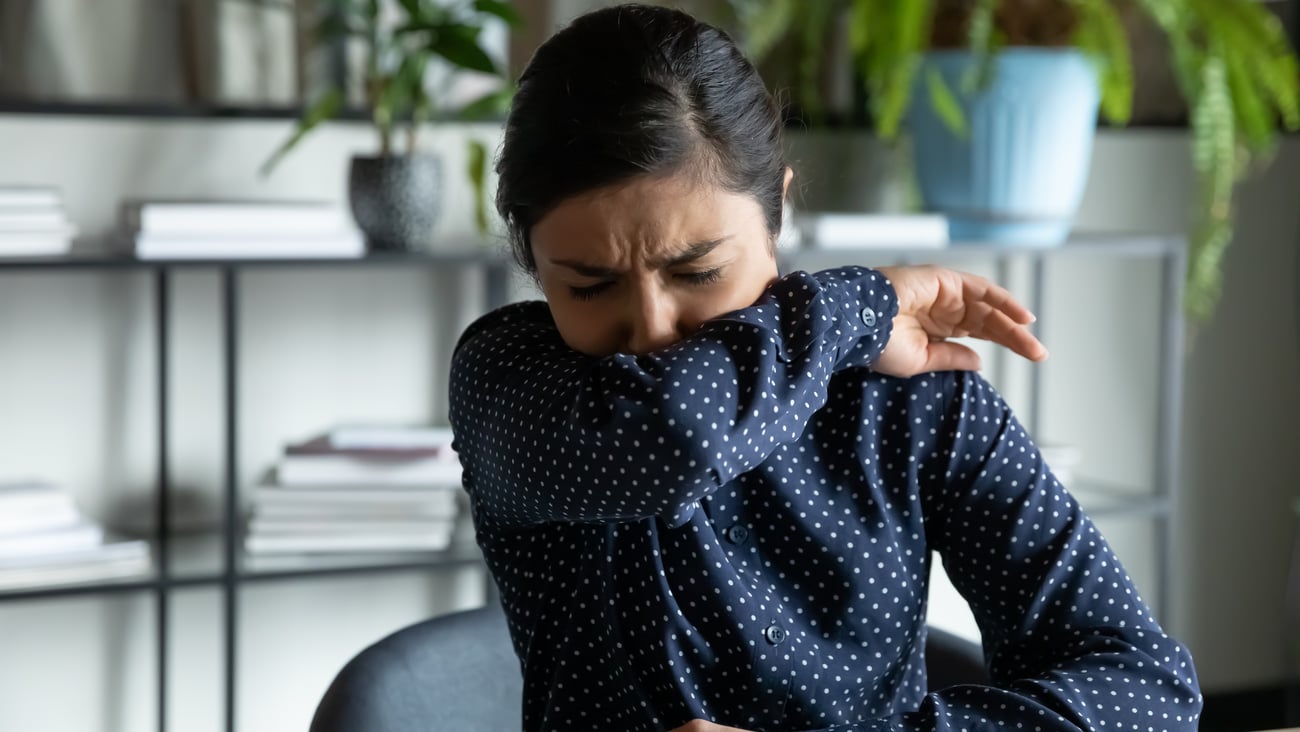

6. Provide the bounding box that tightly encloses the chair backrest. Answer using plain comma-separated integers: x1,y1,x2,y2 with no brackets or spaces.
310,605,989,731
309,605,523,732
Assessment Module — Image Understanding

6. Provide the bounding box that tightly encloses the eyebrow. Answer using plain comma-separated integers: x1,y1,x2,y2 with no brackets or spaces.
551,237,730,277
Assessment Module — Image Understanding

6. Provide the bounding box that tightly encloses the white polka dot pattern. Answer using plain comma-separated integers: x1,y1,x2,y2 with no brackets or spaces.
448,267,1202,731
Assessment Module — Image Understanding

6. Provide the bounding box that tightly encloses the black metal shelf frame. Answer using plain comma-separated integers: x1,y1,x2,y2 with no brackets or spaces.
0,250,511,732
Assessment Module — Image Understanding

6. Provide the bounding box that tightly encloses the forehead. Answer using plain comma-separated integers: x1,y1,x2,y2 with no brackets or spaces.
531,174,763,263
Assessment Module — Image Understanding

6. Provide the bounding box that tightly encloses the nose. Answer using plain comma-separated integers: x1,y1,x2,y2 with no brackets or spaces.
625,287,680,355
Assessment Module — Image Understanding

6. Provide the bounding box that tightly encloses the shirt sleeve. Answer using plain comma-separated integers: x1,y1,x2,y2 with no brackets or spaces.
812,370,1202,731
448,266,899,529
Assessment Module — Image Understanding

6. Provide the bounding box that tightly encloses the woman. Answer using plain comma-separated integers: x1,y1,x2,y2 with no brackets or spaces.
449,5,1201,731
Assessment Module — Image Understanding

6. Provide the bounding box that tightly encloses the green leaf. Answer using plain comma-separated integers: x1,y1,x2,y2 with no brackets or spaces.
400,22,498,74
378,53,428,127
474,0,522,28
1224,50,1274,151
961,0,999,93
740,0,798,63
797,0,834,123
315,13,364,42
926,68,968,138
458,87,514,120
1217,0,1300,131
1187,55,1235,320
429,26,498,74
855,0,935,140
260,88,345,176
1073,0,1132,124
468,139,491,235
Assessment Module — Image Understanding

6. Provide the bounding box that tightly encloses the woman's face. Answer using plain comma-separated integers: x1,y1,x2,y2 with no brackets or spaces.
530,173,785,356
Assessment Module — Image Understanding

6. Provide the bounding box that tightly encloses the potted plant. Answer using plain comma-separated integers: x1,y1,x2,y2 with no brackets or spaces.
263,0,517,250
728,0,1300,318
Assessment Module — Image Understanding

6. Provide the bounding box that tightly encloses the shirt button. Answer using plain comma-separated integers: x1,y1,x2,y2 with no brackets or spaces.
763,624,786,645
860,306,877,327
723,524,749,544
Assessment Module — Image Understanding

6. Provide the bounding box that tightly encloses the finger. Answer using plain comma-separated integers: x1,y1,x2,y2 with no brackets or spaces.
921,340,983,372
959,305,1049,362
956,271,1037,325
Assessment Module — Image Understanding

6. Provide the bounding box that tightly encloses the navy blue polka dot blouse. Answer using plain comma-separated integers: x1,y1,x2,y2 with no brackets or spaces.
449,266,1202,731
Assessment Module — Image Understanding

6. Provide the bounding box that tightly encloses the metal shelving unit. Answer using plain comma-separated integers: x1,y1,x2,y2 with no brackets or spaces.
0,247,511,732
0,235,1184,731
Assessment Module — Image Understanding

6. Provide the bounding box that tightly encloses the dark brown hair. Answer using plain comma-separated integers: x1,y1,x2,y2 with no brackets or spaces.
495,3,787,272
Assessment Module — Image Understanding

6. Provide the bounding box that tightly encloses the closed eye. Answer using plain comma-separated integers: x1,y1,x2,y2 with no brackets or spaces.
569,281,614,300
676,268,723,285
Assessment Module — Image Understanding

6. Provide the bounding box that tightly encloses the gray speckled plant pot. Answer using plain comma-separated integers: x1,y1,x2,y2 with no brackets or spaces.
348,154,442,252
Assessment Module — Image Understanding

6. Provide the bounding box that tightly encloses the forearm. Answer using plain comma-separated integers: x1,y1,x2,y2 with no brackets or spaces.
449,266,898,528
910,370,1201,730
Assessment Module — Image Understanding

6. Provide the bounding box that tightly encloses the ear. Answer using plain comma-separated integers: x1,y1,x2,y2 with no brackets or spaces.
782,166,794,201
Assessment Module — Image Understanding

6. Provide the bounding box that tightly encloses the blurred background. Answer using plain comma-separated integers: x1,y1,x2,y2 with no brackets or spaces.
0,1,1297,730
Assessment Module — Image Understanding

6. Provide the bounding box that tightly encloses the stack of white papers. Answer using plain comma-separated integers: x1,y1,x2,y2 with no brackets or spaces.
0,188,78,257
0,481,149,590
245,426,463,555
122,200,364,259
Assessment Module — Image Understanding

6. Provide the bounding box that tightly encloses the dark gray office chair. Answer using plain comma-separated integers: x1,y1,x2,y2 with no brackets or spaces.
309,605,988,732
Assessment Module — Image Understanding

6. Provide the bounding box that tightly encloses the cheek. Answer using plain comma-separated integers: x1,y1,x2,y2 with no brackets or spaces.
543,290,622,356
676,272,775,332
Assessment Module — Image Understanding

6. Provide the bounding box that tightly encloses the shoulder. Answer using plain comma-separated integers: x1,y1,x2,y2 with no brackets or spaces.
453,300,557,355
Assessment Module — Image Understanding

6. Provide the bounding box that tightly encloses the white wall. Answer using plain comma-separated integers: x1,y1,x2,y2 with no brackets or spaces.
0,112,1295,731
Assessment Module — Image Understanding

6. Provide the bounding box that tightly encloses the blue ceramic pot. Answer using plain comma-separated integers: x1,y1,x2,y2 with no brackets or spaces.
908,49,1100,245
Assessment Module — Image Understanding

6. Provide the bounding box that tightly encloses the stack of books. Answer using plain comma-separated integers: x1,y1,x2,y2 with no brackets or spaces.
120,200,365,259
0,187,78,257
245,427,463,555
0,481,150,590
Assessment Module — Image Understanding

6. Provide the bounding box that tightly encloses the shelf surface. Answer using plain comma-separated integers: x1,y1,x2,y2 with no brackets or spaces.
1070,479,1169,517
783,233,1184,263
0,531,486,602
0,242,509,271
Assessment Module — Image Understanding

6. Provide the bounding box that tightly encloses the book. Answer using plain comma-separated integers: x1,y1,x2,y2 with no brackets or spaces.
250,485,461,508
0,483,83,535
326,426,456,451
253,500,459,520
0,227,77,256
0,188,61,209
0,503,81,536
244,525,455,554
0,209,71,231
248,516,456,536
796,213,949,249
0,540,150,590
123,201,350,236
132,232,364,260
0,522,104,557
274,455,464,487
285,434,448,459
0,483,79,517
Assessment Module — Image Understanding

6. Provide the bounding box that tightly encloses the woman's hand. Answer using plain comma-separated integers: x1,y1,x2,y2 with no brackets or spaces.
872,265,1048,377
670,721,753,732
